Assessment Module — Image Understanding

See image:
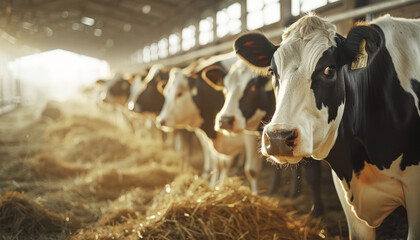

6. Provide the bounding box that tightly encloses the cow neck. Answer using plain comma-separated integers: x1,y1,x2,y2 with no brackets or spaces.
327,25,420,185
137,78,165,114
188,74,225,139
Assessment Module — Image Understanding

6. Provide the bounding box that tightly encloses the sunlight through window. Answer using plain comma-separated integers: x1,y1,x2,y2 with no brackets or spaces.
247,0,280,30
8,49,109,102
182,25,196,51
199,17,214,45
292,0,340,16
169,33,180,55
216,3,241,38
158,38,168,59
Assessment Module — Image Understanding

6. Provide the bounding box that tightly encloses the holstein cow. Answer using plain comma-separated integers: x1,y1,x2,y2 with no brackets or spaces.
158,53,262,193
126,64,190,152
97,72,135,106
235,14,420,239
213,60,324,217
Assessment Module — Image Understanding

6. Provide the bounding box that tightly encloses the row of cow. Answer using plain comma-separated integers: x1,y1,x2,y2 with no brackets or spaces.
97,14,420,240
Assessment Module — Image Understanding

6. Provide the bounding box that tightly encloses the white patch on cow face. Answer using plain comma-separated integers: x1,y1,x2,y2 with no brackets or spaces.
158,69,203,129
215,61,258,134
263,20,344,163
127,78,146,110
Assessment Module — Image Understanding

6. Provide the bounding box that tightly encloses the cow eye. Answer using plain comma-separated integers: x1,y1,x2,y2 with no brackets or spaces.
268,68,274,76
176,92,183,98
323,66,336,76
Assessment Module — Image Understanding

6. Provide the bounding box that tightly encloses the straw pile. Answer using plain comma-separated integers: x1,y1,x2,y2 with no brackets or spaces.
0,100,329,240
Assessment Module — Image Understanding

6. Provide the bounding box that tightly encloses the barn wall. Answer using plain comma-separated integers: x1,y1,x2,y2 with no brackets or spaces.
0,49,20,114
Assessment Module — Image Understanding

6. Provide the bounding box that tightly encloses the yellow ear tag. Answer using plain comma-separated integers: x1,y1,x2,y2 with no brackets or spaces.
351,39,368,70
191,86,198,96
264,78,273,92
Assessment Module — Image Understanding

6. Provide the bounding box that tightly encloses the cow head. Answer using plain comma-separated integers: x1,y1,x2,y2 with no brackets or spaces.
158,64,227,131
100,72,132,106
127,64,168,114
235,14,381,164
214,60,270,134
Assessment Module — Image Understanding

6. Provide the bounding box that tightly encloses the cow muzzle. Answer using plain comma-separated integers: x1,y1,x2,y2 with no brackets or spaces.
262,124,299,157
218,116,235,130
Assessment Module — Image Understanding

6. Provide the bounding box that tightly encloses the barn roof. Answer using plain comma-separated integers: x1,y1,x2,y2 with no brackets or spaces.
0,0,224,66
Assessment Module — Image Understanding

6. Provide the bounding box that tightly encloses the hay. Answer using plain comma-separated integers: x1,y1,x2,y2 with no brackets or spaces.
41,102,62,120
65,134,130,163
72,175,325,240
0,191,81,238
0,100,332,240
0,154,86,181
78,168,178,201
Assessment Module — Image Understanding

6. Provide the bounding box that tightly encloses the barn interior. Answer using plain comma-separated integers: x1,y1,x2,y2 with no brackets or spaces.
1,0,419,239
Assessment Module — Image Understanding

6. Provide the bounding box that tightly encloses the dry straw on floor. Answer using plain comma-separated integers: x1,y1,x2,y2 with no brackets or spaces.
0,101,328,240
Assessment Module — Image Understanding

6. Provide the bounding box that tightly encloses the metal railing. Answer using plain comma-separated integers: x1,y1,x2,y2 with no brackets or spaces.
142,0,420,68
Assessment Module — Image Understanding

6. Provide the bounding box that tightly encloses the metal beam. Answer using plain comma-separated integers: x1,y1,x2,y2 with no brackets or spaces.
140,0,420,69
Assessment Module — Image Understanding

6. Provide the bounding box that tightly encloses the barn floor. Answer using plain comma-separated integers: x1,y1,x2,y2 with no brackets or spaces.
0,99,408,239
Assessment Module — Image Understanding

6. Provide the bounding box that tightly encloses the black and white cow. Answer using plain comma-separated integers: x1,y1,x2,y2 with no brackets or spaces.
127,64,169,115
126,64,192,152
158,53,262,193
97,72,134,106
235,14,420,239
213,59,324,217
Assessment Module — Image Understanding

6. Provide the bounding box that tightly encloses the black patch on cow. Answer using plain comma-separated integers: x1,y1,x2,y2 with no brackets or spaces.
187,63,225,139
239,76,275,131
325,25,420,184
411,79,420,108
109,79,131,97
134,71,168,114
311,45,346,123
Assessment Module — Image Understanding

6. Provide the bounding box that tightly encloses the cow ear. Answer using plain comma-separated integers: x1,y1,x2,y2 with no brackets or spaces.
234,32,278,69
201,65,226,91
156,80,167,95
343,25,381,70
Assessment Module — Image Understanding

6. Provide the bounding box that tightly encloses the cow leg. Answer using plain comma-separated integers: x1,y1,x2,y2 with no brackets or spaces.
287,166,301,199
268,167,281,195
404,167,420,240
194,130,212,179
244,134,261,194
218,155,235,185
332,170,375,240
303,159,324,218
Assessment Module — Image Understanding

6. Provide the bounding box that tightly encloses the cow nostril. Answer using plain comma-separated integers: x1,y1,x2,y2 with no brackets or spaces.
219,116,235,129
160,119,166,126
285,129,298,148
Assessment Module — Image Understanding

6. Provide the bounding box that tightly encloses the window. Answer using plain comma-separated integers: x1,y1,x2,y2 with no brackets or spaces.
136,50,142,63
131,50,142,64
182,25,196,51
169,33,180,55
216,3,241,38
158,38,168,59
247,0,280,30
150,43,158,61
199,17,214,45
291,0,340,16
143,45,151,63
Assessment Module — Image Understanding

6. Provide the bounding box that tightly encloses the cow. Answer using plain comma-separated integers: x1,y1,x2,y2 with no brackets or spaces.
157,53,262,193
97,72,134,106
126,64,193,153
234,14,420,239
212,59,324,217
127,64,169,115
